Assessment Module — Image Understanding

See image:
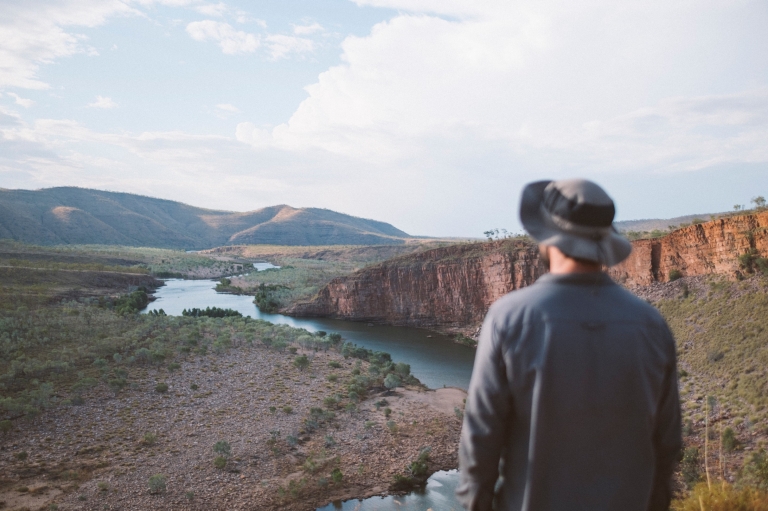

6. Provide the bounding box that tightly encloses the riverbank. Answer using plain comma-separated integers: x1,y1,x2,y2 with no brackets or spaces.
0,333,465,510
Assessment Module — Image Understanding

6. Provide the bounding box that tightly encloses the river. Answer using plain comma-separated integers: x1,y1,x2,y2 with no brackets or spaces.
143,277,475,510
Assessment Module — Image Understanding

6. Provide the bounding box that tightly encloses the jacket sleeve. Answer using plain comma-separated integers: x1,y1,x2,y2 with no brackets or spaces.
647,322,682,511
456,306,512,511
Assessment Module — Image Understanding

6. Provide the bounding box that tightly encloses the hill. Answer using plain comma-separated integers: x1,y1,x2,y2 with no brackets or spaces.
0,187,411,249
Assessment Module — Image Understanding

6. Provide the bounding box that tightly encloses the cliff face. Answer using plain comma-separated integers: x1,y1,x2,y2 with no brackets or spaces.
289,211,768,331
287,239,546,330
609,210,768,286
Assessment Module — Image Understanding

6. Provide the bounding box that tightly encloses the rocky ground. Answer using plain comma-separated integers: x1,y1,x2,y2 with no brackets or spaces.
0,345,465,511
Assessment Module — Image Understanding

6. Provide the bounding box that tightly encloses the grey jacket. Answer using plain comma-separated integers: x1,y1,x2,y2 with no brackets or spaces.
457,272,681,511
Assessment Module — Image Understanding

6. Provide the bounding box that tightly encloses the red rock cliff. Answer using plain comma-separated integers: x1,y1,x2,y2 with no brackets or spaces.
287,239,546,330
288,211,768,330
609,210,768,286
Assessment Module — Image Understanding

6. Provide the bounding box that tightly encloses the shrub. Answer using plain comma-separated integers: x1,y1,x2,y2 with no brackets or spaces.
324,435,336,447
671,482,768,510
394,362,411,378
213,456,227,469
167,362,180,372
723,427,738,452
293,355,310,371
213,440,231,457
384,407,392,418
669,269,683,281
364,421,375,429
0,419,12,434
282,406,293,414
15,451,28,461
740,449,768,491
386,421,398,434
328,361,342,369
155,382,168,393
454,406,464,420
185,491,194,501
681,447,701,488
331,468,343,484
97,481,109,492
190,383,198,390
409,446,431,477
323,396,338,409
384,373,401,391
148,474,166,494
142,433,158,446
327,374,338,382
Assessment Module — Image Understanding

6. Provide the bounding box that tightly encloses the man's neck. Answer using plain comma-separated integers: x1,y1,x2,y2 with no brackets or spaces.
545,245,602,275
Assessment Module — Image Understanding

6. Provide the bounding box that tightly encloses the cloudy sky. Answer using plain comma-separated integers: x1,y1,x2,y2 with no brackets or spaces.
1,0,766,237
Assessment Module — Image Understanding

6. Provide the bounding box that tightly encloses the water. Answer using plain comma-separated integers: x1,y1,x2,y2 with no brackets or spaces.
317,470,462,511
144,279,475,390
252,262,280,271
142,278,474,510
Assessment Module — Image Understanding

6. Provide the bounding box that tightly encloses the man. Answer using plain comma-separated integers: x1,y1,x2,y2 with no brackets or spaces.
457,179,681,511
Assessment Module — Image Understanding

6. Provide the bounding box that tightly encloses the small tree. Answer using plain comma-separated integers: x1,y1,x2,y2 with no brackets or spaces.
752,196,766,210
293,354,310,371
384,373,401,392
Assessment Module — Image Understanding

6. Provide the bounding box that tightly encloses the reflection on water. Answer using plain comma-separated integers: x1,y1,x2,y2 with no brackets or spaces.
142,279,472,511
316,470,462,511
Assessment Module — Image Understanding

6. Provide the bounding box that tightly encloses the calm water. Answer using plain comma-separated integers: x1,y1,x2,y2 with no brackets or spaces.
142,278,474,510
144,279,475,390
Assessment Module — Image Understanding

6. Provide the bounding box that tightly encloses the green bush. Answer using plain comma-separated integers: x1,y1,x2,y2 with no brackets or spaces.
669,269,683,281
681,447,701,488
740,449,768,491
213,440,231,457
723,427,738,452
293,355,310,371
154,382,168,393
331,468,343,484
213,456,227,469
148,474,166,494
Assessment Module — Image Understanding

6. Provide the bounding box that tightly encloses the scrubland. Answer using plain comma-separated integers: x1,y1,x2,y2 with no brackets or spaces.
0,244,464,510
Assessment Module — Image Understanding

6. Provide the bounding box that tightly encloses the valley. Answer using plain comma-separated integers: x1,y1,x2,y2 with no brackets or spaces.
2,207,768,509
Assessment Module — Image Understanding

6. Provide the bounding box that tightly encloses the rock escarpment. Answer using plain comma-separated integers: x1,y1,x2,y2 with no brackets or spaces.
289,212,768,332
609,210,768,286
287,239,546,330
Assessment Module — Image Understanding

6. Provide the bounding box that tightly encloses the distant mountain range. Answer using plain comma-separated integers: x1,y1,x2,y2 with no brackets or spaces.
0,187,411,249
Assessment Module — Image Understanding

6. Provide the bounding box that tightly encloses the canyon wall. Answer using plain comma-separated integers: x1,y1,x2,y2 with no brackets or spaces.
287,239,546,330
609,210,768,286
288,211,768,331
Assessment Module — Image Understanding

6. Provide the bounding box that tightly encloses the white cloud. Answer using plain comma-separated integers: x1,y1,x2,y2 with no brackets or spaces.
186,20,260,54
264,34,315,60
87,96,118,109
216,103,239,113
194,2,227,17
293,22,323,35
7,93,34,108
0,0,139,90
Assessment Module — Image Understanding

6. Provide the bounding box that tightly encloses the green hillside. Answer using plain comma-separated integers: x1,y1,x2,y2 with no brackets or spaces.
0,187,411,249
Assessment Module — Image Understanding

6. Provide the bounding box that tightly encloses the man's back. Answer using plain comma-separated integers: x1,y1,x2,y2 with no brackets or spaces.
457,272,681,511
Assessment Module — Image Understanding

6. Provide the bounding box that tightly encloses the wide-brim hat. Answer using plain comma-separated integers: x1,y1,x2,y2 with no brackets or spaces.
519,179,632,267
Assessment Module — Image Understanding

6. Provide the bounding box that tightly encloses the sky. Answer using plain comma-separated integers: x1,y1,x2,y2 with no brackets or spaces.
1,0,767,237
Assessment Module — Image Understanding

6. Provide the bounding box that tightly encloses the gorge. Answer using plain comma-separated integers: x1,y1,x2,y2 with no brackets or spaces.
288,211,768,333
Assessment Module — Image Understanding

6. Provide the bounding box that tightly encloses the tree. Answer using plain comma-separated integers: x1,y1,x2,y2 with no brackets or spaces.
293,354,310,371
734,204,743,212
384,373,401,391
752,196,766,210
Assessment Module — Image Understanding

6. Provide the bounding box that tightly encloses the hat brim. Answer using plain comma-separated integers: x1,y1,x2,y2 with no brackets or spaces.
519,180,632,267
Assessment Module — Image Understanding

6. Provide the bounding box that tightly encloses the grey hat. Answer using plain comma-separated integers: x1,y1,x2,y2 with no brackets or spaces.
519,179,632,266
